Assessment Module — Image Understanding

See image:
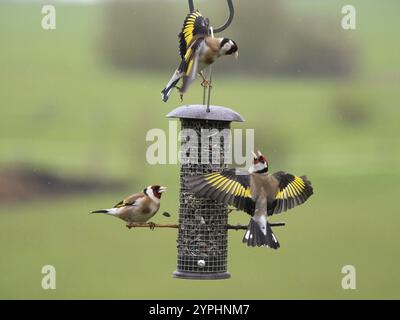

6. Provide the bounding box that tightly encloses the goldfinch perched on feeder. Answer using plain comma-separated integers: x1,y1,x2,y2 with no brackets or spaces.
186,151,313,249
90,185,167,228
161,10,239,102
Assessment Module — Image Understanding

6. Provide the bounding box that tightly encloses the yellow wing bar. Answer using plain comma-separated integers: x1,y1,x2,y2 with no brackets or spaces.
275,176,305,200
179,10,209,59
182,11,203,47
188,169,256,215
270,173,313,215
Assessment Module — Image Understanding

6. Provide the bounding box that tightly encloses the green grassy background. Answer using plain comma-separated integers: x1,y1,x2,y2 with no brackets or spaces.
0,1,399,299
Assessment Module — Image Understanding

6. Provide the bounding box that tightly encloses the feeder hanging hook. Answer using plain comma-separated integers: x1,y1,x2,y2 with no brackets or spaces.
188,0,235,33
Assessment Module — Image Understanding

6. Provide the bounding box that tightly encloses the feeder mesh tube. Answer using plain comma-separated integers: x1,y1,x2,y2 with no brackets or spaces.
176,119,230,275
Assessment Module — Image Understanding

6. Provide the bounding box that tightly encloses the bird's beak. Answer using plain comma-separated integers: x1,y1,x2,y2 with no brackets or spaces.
234,51,239,60
251,151,258,158
159,186,167,193
257,150,262,157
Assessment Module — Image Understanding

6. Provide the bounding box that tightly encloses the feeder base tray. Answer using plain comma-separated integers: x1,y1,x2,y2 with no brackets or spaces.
172,270,231,280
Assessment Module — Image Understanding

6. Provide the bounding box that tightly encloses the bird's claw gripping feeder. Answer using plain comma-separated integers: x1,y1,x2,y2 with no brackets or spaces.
167,0,239,280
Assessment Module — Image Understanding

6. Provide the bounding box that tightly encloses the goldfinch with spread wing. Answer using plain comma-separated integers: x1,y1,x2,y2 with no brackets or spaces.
91,185,167,228
187,151,313,249
161,10,239,102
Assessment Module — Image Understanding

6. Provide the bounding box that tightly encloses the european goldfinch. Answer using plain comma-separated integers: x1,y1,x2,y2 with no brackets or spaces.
91,185,167,228
186,151,313,249
161,10,239,102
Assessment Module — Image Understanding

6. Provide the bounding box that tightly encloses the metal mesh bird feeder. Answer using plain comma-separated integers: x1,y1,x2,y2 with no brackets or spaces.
167,105,244,280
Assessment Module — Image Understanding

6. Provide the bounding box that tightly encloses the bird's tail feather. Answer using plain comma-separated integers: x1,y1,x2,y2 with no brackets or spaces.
91,209,108,214
161,70,181,102
90,208,117,215
242,219,280,249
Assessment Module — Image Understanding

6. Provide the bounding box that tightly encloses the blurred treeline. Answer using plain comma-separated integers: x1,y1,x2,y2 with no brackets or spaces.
101,0,357,76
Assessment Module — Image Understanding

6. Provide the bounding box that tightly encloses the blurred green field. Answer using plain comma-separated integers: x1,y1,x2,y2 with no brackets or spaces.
1,1,400,299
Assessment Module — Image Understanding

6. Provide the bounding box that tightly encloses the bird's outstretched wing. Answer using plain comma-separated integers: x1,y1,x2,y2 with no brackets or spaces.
268,172,313,215
186,169,256,214
179,10,209,59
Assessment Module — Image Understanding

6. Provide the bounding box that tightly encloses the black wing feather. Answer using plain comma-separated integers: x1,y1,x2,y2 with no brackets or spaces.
267,171,314,215
186,169,256,215
179,10,209,59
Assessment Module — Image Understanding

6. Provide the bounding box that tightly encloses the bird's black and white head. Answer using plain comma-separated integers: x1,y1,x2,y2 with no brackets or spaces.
144,185,167,202
249,151,269,174
219,38,239,59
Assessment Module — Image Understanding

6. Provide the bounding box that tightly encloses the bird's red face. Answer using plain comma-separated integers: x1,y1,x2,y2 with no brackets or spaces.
150,185,167,199
250,151,269,173
253,155,267,165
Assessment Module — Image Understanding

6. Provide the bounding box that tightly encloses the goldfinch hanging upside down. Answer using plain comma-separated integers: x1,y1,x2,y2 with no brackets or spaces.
186,151,313,249
90,185,167,229
161,10,239,102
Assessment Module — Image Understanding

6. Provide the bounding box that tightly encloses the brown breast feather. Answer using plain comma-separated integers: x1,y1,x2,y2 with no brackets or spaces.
140,196,156,214
202,38,220,64
250,174,279,202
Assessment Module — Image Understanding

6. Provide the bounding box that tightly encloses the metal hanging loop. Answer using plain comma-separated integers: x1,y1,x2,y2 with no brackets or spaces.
188,0,234,33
